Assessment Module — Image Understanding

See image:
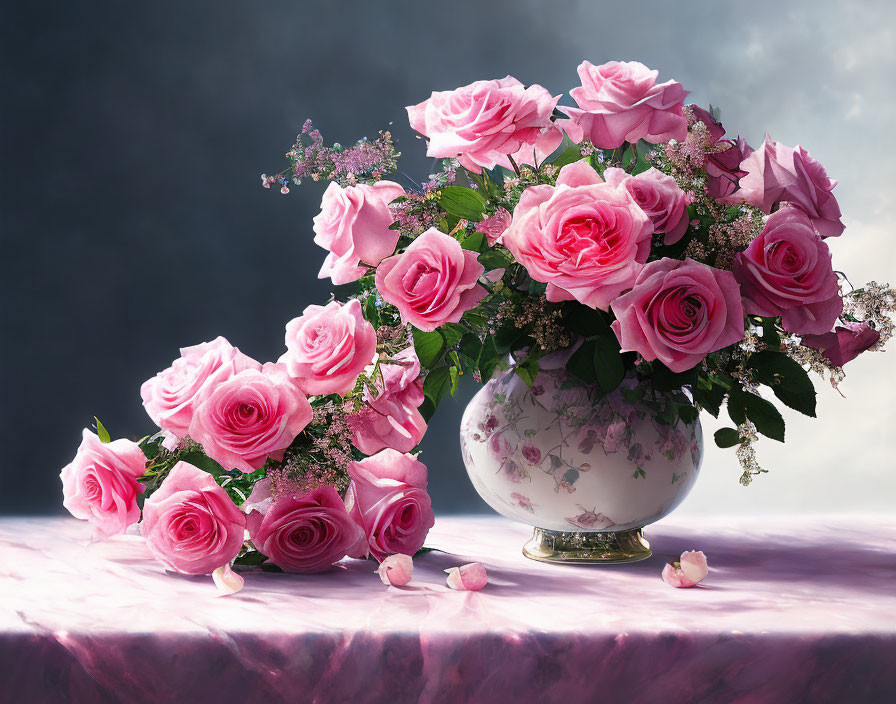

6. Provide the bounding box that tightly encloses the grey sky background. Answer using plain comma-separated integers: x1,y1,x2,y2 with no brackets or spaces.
2,0,894,515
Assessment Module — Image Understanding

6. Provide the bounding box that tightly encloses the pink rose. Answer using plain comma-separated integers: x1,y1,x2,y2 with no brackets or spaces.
502,162,653,310
445,562,488,591
476,207,512,246
244,479,366,573
375,228,486,331
611,258,745,373
800,322,880,367
345,449,435,561
377,553,413,586
733,207,842,335
689,106,753,201
735,136,844,237
60,429,146,537
281,299,377,396
559,60,688,148
603,166,691,245
313,180,406,285
189,363,313,472
661,550,708,588
407,76,562,173
140,337,260,439
348,348,427,455
141,461,246,575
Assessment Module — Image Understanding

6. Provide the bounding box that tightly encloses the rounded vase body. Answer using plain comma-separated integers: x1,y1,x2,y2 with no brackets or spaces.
460,365,703,559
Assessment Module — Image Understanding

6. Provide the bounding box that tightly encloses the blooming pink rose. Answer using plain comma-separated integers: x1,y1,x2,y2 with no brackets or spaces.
502,163,653,310
375,228,486,331
602,166,692,245
733,207,842,335
445,562,488,591
377,553,413,586
476,207,512,246
735,136,844,237
313,180,406,285
345,449,435,561
244,479,366,573
407,76,562,173
559,60,688,148
189,363,312,472
661,550,708,588
141,461,246,575
60,429,146,537
348,348,427,455
611,258,745,372
689,106,753,201
140,337,260,439
800,322,880,367
281,299,377,396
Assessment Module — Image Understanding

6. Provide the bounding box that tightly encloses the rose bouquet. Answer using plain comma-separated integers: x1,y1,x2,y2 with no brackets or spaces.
62,59,895,583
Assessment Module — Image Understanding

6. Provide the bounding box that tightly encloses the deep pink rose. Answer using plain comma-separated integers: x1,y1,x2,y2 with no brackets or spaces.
611,258,745,372
345,449,435,561
244,479,366,573
502,162,653,310
689,106,753,201
375,228,486,331
281,299,377,396
735,136,844,237
141,461,246,575
313,180,406,285
602,166,691,245
800,322,880,367
559,60,688,148
407,76,562,173
140,337,260,439
189,363,313,472
348,348,427,455
733,207,842,335
476,207,512,246
60,429,146,537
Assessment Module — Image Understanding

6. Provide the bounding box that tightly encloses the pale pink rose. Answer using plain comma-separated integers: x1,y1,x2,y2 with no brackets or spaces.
212,564,244,596
140,336,261,439
281,299,377,396
662,550,708,588
60,429,146,537
189,363,313,472
375,228,486,331
733,207,842,335
800,322,880,367
602,167,691,245
476,207,512,246
244,479,366,573
611,258,745,373
348,348,427,455
689,106,753,201
554,160,603,188
407,76,562,173
345,449,435,561
502,166,653,310
445,562,488,591
313,180,406,285
141,461,246,575
559,60,688,148
735,136,844,237
377,553,414,586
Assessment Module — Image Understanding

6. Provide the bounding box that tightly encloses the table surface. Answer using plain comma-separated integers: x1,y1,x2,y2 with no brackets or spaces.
2,515,895,703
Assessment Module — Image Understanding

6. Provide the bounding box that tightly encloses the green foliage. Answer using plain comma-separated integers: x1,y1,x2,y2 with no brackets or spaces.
412,327,446,368
423,366,453,408
551,145,585,169
514,357,540,386
714,428,741,448
94,417,111,443
727,387,786,442
747,350,816,418
439,186,487,220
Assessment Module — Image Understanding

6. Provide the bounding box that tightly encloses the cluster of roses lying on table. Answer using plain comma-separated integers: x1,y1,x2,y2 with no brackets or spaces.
62,59,892,589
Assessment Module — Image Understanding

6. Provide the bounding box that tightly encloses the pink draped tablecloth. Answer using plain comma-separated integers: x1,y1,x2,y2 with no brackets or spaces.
2,515,895,703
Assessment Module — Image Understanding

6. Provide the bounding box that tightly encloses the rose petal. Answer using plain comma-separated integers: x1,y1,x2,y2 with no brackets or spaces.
445,562,488,591
377,554,413,586
679,550,708,584
661,562,688,588
212,564,244,596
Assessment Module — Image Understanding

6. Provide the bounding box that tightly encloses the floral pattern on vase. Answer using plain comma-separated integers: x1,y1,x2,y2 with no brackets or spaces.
460,366,703,533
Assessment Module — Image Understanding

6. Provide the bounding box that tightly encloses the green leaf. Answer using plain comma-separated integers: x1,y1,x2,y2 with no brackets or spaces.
440,323,467,348
714,428,741,448
566,339,597,383
650,364,697,392
747,350,817,418
423,366,453,407
180,450,227,476
562,303,609,338
461,231,486,252
412,327,445,369
477,248,512,271
233,550,268,567
693,379,725,417
551,145,586,169
449,365,460,395
94,417,111,443
478,336,500,382
514,357,540,386
729,388,786,442
458,333,482,367
439,186,487,221
593,334,624,393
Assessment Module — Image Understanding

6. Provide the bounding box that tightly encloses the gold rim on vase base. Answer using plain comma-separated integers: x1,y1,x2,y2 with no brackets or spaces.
522,527,652,564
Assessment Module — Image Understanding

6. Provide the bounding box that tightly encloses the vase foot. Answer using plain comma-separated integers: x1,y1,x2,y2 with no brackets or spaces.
522,527,652,564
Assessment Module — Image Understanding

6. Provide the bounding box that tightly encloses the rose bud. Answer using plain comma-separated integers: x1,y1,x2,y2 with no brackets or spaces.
445,562,488,591
662,550,708,588
377,554,414,586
